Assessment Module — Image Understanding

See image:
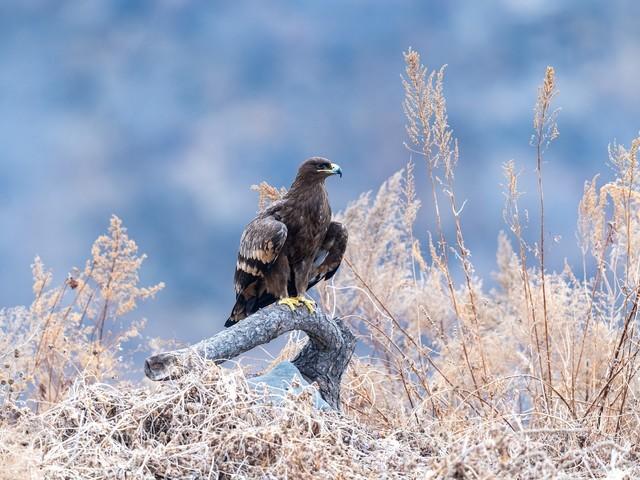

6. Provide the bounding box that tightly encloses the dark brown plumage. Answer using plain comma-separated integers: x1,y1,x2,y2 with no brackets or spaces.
225,158,347,327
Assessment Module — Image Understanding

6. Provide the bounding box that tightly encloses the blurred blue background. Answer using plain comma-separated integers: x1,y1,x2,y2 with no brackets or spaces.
1,0,639,346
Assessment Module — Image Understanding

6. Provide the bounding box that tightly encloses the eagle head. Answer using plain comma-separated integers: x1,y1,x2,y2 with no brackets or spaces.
297,157,343,182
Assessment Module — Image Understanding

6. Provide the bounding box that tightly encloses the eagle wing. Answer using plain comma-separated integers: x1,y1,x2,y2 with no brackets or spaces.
307,221,348,290
236,216,287,282
225,216,288,327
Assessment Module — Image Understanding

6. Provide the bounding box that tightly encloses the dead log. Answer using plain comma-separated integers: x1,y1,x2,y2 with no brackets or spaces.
144,304,356,410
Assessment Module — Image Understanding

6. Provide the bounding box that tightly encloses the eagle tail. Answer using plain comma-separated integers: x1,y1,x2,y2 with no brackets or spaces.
225,290,278,328
225,293,252,327
224,316,238,328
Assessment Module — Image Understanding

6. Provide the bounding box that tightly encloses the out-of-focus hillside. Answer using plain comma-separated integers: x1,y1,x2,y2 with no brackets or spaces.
1,0,639,349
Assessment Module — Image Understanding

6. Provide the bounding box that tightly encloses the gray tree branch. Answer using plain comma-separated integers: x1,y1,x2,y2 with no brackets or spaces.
144,304,356,409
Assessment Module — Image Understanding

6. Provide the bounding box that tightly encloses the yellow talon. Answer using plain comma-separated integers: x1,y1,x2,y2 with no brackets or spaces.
278,295,316,313
278,297,300,311
298,296,316,313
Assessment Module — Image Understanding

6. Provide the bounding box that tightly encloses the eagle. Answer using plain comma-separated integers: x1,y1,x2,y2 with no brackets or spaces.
225,157,348,327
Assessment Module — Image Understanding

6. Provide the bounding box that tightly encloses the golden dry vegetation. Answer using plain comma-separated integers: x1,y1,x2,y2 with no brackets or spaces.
2,49,640,479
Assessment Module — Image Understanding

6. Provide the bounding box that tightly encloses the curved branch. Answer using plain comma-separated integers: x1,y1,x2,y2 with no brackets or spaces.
144,304,356,409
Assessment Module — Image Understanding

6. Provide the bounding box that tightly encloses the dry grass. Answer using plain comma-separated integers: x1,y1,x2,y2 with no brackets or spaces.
2,49,640,478
0,356,434,479
2,357,639,479
0,215,164,408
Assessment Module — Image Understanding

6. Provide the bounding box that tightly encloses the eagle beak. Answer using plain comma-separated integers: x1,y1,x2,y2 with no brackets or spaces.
330,163,343,178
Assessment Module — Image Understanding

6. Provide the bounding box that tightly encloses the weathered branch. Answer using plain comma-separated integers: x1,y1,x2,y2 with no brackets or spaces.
144,304,356,409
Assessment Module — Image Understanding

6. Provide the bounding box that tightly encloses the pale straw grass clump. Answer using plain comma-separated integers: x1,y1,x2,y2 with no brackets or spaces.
0,355,433,480
2,359,639,479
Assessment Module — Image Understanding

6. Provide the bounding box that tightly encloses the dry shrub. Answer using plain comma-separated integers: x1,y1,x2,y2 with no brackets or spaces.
0,215,164,408
323,49,640,474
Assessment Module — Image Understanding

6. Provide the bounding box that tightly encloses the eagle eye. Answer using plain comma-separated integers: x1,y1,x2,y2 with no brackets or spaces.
317,162,331,170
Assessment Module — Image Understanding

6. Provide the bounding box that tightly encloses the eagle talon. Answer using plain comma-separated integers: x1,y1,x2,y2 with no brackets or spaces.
278,297,301,311
278,296,316,314
299,296,316,313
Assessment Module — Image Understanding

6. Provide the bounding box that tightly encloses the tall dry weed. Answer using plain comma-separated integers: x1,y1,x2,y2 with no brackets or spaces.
317,50,640,450
0,215,163,408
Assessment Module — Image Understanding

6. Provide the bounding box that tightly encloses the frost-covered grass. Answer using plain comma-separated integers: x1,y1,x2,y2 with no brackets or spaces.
2,359,639,479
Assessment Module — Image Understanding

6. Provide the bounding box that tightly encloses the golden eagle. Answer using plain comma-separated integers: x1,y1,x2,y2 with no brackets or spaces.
225,158,347,327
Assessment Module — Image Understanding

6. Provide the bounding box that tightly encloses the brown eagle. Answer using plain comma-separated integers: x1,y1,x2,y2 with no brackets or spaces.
225,158,348,327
